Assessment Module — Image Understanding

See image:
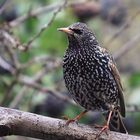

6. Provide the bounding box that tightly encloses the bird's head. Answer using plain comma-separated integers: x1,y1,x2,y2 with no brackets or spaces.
58,22,97,49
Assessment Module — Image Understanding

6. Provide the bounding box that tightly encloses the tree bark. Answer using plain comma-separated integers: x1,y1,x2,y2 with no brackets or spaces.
0,107,139,140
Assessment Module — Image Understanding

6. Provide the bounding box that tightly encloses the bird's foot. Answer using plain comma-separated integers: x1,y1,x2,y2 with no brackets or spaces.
95,124,109,139
66,118,79,126
62,115,78,126
62,115,69,120
95,110,112,139
94,124,104,128
62,110,87,126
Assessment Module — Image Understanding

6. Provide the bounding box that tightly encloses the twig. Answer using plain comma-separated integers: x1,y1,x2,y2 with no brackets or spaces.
9,55,62,108
105,10,140,48
0,80,17,106
0,29,25,51
9,0,87,27
0,56,15,74
20,55,62,69
18,75,75,105
9,2,64,27
9,68,49,109
4,45,20,71
114,33,140,60
126,104,140,113
0,1,87,51
0,107,140,140
0,0,8,15
9,86,28,108
22,0,67,51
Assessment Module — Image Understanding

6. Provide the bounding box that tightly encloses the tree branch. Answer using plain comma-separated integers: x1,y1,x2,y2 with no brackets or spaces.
0,29,25,51
23,0,67,50
9,2,64,27
9,0,87,27
0,0,9,15
105,10,140,48
0,107,139,140
18,75,75,105
114,33,140,60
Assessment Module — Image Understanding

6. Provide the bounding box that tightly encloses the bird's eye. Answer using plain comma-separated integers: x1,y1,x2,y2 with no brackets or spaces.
71,28,82,35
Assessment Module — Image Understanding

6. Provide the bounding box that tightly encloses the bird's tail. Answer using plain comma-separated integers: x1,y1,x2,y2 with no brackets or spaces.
105,110,127,133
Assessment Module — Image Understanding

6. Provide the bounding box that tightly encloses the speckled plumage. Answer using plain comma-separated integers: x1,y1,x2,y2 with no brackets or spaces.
59,22,126,133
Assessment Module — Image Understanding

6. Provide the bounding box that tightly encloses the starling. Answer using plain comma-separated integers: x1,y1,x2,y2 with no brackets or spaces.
58,22,127,135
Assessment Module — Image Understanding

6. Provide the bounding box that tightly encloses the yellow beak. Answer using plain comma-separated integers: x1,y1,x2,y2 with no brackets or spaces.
57,27,73,35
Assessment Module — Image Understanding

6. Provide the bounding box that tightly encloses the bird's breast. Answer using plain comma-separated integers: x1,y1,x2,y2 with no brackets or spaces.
63,50,118,108
63,51,107,92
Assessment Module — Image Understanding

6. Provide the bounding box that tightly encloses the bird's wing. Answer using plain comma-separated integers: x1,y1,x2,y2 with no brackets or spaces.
99,47,125,117
108,60,125,117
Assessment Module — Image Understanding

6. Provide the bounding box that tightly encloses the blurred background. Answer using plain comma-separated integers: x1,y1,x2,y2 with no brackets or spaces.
0,0,140,139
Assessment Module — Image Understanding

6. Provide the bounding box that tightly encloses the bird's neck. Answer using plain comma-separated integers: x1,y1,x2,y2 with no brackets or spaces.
68,37,99,53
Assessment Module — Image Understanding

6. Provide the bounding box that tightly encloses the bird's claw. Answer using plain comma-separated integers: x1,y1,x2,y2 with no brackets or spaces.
95,125,109,139
62,115,69,120
62,115,78,126
66,118,78,126
94,124,104,128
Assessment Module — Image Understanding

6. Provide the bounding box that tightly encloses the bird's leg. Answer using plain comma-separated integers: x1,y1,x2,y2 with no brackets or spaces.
65,110,88,126
95,110,113,138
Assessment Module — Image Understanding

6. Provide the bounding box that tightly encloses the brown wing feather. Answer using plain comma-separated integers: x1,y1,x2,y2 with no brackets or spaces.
108,61,125,117
99,47,125,117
